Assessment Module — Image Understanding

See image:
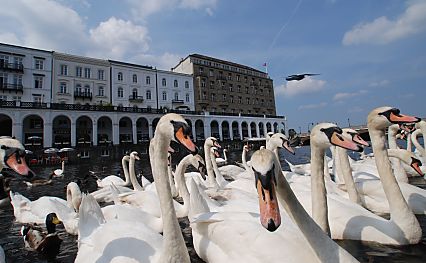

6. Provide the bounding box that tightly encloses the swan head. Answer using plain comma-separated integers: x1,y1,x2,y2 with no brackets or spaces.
251,149,281,232
210,147,221,158
205,137,221,148
156,113,198,154
311,123,363,152
0,136,34,178
368,107,420,130
243,144,250,151
387,149,424,176
268,133,295,155
342,128,370,147
129,151,140,160
190,154,207,180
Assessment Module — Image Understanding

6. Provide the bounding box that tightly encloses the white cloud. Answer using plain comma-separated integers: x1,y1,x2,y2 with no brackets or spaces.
368,80,389,88
298,102,327,110
348,106,364,113
343,1,426,45
333,90,367,101
275,77,326,97
127,0,217,20
89,17,150,60
132,52,182,70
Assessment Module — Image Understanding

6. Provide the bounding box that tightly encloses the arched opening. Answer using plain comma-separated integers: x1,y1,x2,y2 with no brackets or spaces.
241,122,249,139
185,119,193,139
232,121,239,140
22,115,44,147
250,122,257,138
98,116,112,145
119,117,133,144
152,118,160,136
259,122,265,137
0,114,12,136
266,122,272,133
273,122,279,133
222,121,230,140
76,116,92,146
136,117,149,143
195,120,204,140
52,115,71,147
210,120,220,139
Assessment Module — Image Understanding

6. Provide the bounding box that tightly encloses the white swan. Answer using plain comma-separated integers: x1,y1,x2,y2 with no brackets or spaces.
10,181,82,235
75,113,197,263
53,161,65,177
189,149,358,263
203,137,221,189
0,136,34,177
96,154,132,188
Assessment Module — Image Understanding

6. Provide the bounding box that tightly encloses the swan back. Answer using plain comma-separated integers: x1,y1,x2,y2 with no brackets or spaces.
78,194,105,240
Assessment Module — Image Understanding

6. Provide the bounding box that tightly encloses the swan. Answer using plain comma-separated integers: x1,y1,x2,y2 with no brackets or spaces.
96,154,133,188
10,182,82,235
215,148,227,166
210,147,228,188
189,149,358,263
75,113,197,263
20,212,62,260
53,161,65,177
311,107,422,245
202,137,222,189
0,136,34,177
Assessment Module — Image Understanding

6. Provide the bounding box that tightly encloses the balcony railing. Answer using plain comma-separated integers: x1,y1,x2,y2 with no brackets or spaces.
172,99,184,104
0,83,24,92
74,91,92,100
0,62,24,72
129,95,144,102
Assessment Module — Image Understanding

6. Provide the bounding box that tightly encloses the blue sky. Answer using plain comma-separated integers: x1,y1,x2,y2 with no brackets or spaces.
0,0,425,132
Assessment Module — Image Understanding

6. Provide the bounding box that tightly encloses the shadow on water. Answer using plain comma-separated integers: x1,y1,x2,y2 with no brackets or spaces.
0,146,425,262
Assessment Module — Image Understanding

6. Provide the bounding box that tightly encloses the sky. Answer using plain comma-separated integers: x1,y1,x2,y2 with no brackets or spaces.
0,0,425,132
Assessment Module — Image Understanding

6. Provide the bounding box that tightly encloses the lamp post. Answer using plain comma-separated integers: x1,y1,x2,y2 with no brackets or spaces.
347,118,351,128
299,126,302,134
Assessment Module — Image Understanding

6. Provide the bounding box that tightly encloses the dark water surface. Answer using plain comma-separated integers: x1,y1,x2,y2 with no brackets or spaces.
0,145,425,262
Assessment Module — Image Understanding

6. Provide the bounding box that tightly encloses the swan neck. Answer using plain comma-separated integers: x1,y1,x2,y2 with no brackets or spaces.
129,157,144,191
122,157,131,185
310,144,330,235
174,155,191,213
211,153,226,187
204,145,219,188
336,147,362,204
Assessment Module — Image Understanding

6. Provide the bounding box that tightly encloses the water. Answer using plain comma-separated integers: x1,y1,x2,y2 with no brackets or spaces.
1,147,426,263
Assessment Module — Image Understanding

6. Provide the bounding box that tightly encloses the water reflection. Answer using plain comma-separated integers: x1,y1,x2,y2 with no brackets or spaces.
0,147,425,263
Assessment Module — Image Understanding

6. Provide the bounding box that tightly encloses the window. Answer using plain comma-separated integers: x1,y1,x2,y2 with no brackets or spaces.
236,75,240,81
0,55,9,66
146,76,151,85
33,95,42,104
238,96,242,104
246,98,250,104
210,81,215,88
98,70,104,80
118,72,123,81
35,59,44,70
162,91,167,100
132,74,137,83
75,84,82,93
228,73,232,80
199,67,204,74
98,86,104,96
0,73,8,85
211,93,215,101
84,85,90,94
185,93,190,102
201,79,206,87
101,149,110,157
118,87,123,98
60,65,68,75
0,95,7,101
13,74,22,86
245,87,249,94
34,76,43,89
230,96,234,103
59,82,67,93
221,81,225,87
84,68,91,78
222,94,226,101
174,92,179,100
162,78,166,86
146,90,151,100
76,66,82,77
174,80,178,87
185,81,189,89
209,69,214,77
132,89,138,98
202,92,206,100
229,84,233,92
237,85,241,92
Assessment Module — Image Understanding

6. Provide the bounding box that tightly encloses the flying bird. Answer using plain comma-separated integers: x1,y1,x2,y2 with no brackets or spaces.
286,73,320,81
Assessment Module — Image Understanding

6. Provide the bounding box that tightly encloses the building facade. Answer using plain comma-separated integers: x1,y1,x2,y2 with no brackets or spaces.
156,69,194,111
52,52,111,105
0,43,52,104
172,54,276,115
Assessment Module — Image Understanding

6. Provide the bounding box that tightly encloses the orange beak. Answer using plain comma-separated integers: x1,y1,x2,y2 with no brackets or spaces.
389,112,420,124
410,158,424,176
256,175,281,232
175,127,198,154
352,134,370,147
283,140,295,155
331,132,362,152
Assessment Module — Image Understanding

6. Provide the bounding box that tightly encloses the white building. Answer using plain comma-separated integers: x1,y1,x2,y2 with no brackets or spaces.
52,52,110,105
0,42,52,104
156,69,194,111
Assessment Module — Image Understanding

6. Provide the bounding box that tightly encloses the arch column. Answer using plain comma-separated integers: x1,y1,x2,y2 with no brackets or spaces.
238,122,243,140
218,121,223,141
229,123,234,141
148,123,153,139
92,121,98,146
12,122,23,143
71,122,76,147
248,124,252,138
44,122,52,148
113,122,119,145
204,123,211,140
192,124,197,142
263,122,268,135
256,123,260,138
132,122,137,144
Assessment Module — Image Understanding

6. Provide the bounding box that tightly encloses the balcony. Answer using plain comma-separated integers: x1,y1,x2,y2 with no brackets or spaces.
129,95,144,103
172,99,184,104
0,83,23,93
74,91,92,100
0,62,24,73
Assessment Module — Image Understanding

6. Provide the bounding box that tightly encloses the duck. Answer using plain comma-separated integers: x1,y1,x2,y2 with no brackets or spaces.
24,173,54,188
0,136,34,177
20,212,62,260
75,113,197,263
188,148,358,263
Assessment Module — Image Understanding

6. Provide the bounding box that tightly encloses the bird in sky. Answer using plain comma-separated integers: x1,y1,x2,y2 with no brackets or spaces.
286,73,320,81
